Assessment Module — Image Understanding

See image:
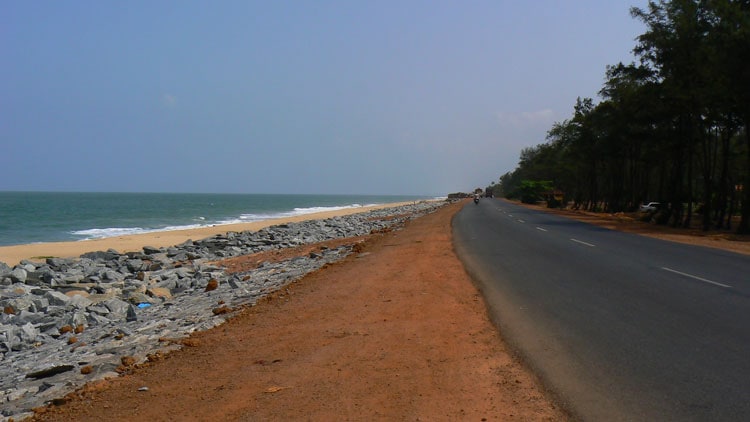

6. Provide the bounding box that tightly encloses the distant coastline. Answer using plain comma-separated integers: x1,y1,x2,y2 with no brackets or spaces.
0,192,442,247
0,195,444,265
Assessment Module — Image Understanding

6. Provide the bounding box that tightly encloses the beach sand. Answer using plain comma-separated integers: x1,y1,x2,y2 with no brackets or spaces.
0,201,419,266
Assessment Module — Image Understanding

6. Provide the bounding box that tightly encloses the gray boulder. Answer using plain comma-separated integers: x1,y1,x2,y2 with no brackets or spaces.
44,291,70,307
102,298,131,317
10,268,27,284
80,249,120,262
18,323,39,344
45,257,76,270
68,294,93,309
142,245,161,255
3,296,34,314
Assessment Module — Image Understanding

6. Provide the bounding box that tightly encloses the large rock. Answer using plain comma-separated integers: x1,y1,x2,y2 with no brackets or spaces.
80,249,120,262
10,269,27,284
101,270,123,281
67,294,93,309
18,323,39,344
45,257,76,270
44,291,70,307
3,297,34,314
126,259,144,273
142,246,161,255
147,287,172,299
0,262,11,276
102,298,130,318
125,304,138,322
25,269,54,286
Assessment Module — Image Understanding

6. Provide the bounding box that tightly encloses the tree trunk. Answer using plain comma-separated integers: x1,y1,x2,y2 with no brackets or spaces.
700,125,719,232
727,177,736,230
715,127,731,230
684,115,695,229
737,123,750,234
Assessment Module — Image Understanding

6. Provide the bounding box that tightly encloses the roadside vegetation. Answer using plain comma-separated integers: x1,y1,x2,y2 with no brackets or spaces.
492,0,750,233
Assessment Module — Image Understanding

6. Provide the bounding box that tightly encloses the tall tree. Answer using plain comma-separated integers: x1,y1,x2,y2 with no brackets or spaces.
497,0,749,235
631,0,713,227
708,0,750,233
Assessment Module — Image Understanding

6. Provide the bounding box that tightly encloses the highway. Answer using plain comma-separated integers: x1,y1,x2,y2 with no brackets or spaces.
452,198,750,421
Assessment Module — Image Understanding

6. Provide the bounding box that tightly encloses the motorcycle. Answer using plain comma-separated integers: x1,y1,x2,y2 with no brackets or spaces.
473,195,479,204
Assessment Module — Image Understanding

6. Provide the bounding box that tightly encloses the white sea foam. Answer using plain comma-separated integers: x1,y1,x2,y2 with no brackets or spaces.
224,203,375,224
70,203,382,241
67,201,433,242
72,227,152,239
2,193,433,246
71,224,207,240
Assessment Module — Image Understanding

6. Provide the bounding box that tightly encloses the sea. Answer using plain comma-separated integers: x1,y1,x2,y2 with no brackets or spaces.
0,192,439,247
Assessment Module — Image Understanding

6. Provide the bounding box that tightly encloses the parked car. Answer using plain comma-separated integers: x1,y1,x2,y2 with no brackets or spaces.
639,202,661,212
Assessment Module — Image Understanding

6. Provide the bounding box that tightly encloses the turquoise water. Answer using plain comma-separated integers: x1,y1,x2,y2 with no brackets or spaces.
0,192,436,246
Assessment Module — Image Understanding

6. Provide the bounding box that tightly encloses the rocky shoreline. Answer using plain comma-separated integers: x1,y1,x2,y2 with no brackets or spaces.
0,201,446,421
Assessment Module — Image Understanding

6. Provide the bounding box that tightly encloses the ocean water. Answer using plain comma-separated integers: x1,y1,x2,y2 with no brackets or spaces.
0,192,436,247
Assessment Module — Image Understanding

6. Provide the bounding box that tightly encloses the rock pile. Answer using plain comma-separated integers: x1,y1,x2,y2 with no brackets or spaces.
0,201,445,420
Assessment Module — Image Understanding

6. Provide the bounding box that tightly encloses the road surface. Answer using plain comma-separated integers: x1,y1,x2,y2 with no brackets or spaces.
453,198,750,421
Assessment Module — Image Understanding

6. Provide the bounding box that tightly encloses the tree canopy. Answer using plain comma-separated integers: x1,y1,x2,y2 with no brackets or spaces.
494,0,750,233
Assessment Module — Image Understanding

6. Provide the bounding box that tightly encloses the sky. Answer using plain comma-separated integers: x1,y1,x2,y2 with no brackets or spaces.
2,1,647,196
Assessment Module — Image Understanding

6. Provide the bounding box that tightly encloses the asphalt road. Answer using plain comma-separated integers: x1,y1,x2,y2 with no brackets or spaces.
452,198,750,422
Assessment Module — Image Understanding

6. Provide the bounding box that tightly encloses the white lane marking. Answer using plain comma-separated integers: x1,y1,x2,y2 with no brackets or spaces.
536,227,547,232
661,267,732,289
570,238,596,247
517,219,525,223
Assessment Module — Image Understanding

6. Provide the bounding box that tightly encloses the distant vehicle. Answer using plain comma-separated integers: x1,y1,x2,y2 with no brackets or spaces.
639,202,661,212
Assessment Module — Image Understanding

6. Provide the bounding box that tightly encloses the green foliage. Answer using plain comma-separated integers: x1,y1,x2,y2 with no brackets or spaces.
495,0,750,233
517,180,553,204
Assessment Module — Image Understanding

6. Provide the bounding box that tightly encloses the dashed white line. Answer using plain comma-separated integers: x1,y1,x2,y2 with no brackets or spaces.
536,227,547,232
661,267,732,289
570,238,596,247
517,219,525,223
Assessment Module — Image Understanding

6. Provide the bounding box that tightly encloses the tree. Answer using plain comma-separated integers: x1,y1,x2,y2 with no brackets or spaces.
631,0,714,227
517,180,553,204
494,0,750,234
707,0,750,233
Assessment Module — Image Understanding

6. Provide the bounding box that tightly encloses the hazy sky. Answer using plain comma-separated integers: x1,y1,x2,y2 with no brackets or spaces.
2,1,646,195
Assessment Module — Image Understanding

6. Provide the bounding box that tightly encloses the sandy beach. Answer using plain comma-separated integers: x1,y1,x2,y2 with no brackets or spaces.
0,201,419,266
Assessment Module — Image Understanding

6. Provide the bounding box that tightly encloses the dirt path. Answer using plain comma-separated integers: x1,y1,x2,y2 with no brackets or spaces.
29,201,567,421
